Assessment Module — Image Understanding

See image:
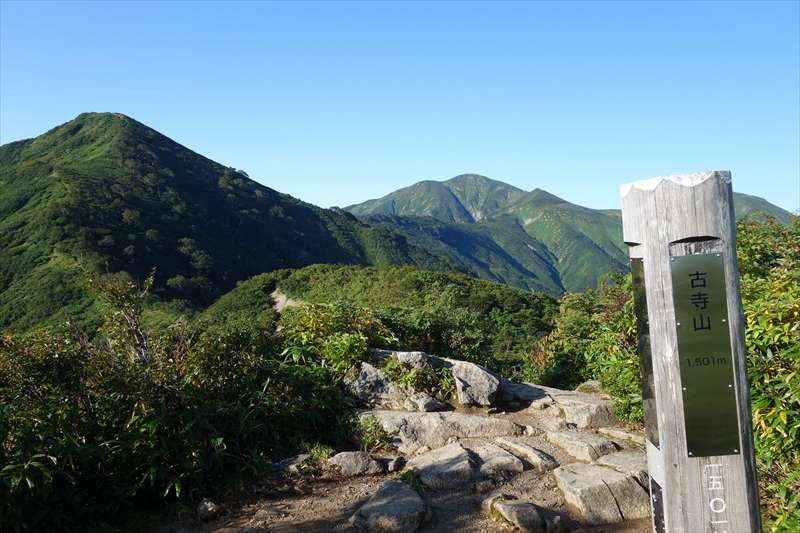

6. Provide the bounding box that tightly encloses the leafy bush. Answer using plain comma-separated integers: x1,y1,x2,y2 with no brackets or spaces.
0,274,351,531
737,214,799,530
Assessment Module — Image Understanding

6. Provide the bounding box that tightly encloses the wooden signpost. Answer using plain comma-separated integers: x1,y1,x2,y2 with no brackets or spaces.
620,171,761,533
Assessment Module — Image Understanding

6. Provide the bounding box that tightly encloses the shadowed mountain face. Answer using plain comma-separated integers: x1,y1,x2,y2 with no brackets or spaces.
347,174,791,295
0,113,454,330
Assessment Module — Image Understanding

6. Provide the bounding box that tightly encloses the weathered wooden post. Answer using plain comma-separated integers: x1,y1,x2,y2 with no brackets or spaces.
620,171,761,533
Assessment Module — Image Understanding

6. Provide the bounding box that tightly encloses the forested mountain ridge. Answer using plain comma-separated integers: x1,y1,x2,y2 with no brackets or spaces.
346,174,792,293
0,113,455,331
2,113,791,330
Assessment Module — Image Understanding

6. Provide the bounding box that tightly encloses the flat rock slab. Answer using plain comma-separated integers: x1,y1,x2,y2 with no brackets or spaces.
356,410,523,455
350,480,430,533
495,437,559,471
405,442,475,490
492,499,544,533
546,431,617,463
597,426,646,446
470,442,524,477
497,378,553,405
593,451,649,487
328,451,385,477
537,385,617,429
554,463,650,525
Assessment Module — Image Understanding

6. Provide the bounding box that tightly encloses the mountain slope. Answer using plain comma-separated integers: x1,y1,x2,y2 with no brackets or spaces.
361,213,564,295
347,176,628,292
0,113,455,331
346,175,789,293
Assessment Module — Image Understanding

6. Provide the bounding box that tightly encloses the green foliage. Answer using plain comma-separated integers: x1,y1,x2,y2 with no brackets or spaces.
271,264,557,371
737,214,800,530
522,271,633,393
388,469,426,493
347,416,392,453
0,273,357,531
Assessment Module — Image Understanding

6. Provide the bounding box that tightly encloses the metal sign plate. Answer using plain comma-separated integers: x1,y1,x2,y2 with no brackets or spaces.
671,253,740,457
632,258,659,449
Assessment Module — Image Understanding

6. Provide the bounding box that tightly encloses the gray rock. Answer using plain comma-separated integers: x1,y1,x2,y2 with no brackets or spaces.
197,498,221,521
539,417,568,431
575,380,602,393
444,359,500,406
471,442,524,477
493,499,545,533
481,491,508,512
537,385,616,429
496,378,551,403
408,392,446,412
553,463,650,525
499,389,515,402
553,464,622,525
561,404,617,429
357,410,523,455
373,349,440,369
597,426,646,446
350,480,430,533
328,451,385,477
385,456,405,472
593,451,649,487
346,363,410,410
546,431,617,463
524,425,545,436
495,437,559,471
276,454,311,476
405,442,475,490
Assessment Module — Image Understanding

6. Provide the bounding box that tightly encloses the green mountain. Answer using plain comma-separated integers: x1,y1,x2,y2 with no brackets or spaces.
347,174,791,294
348,175,627,293
0,113,454,331
733,192,794,221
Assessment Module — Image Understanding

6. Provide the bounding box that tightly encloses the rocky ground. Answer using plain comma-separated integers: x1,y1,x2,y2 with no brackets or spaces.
149,352,655,533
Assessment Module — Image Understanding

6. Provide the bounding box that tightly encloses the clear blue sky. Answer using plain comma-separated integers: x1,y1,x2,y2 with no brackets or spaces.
2,1,798,213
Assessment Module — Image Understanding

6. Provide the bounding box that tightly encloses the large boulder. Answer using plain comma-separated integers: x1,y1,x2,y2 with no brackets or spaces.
345,363,410,410
444,359,500,406
350,480,430,533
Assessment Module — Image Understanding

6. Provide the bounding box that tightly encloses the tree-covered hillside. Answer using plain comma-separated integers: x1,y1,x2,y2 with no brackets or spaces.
0,113,455,331
346,174,793,294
